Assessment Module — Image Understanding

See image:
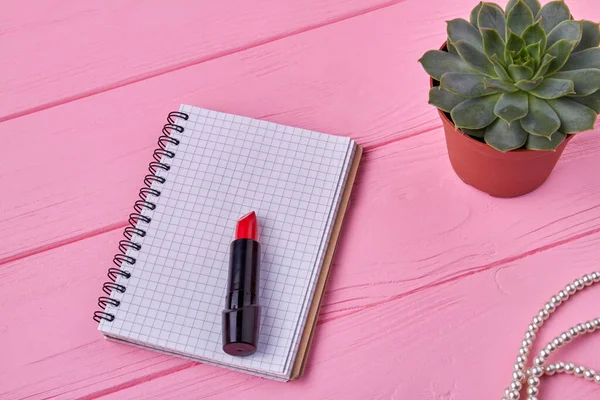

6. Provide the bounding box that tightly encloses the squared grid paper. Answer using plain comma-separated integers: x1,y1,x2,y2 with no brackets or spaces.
100,104,356,379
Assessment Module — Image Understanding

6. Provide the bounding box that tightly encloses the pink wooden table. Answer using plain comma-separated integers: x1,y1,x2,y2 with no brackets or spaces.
2,1,599,398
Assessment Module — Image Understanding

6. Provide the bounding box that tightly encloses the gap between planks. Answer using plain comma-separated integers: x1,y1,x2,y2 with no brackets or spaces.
61,224,600,399
0,128,421,267
0,0,406,124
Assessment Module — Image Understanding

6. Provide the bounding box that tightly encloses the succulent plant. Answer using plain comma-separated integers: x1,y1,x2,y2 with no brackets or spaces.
419,0,600,151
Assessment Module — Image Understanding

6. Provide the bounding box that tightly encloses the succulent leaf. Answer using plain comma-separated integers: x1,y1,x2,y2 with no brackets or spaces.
515,78,543,91
537,0,571,33
470,2,484,27
561,47,600,71
509,64,534,80
485,118,529,151
548,97,598,133
506,31,526,55
506,0,541,17
526,130,566,150
545,39,579,74
478,2,507,40
574,20,600,52
447,40,459,54
529,78,575,99
451,94,502,129
429,87,468,112
522,20,547,49
547,21,582,49
455,40,497,76
533,54,556,79
494,91,529,122
447,19,485,52
441,72,499,97
526,41,542,64
551,68,600,96
569,90,600,113
481,28,506,61
520,95,561,137
484,77,519,92
419,50,473,80
461,127,486,138
419,0,600,152
490,54,513,80
506,0,534,36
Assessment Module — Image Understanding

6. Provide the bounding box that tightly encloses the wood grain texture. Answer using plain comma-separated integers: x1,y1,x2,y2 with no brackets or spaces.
2,129,600,399
0,0,404,121
1,215,599,399
110,233,600,400
3,0,600,398
3,0,599,264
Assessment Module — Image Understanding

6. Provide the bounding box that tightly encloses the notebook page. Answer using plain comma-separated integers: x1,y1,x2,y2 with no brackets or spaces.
100,105,353,376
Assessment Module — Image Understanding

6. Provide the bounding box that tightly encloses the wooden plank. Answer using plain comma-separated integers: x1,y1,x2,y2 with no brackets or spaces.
4,0,600,263
2,128,600,398
0,0,402,121
105,232,600,400
2,214,599,399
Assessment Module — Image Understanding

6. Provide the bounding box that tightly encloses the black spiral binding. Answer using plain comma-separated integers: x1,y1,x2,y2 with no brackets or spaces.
93,111,189,323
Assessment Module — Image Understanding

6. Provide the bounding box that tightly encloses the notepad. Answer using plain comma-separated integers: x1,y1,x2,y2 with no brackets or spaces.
94,104,362,381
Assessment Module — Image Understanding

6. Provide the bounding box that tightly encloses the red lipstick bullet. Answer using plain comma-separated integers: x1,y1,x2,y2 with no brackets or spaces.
222,211,261,356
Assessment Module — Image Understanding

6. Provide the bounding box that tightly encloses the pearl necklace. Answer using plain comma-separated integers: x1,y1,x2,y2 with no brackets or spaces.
501,271,600,400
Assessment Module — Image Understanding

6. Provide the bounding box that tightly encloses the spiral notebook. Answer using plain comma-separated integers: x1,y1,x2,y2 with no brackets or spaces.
93,104,362,381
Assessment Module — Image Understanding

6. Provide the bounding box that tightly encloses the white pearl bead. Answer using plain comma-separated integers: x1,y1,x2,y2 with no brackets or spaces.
514,362,525,372
575,366,585,376
528,376,540,386
517,355,526,364
592,272,600,282
550,296,562,306
560,331,572,343
565,284,576,294
525,331,536,340
569,327,578,337
565,363,575,374
595,374,600,384
586,321,595,332
528,323,539,333
527,386,538,396
523,339,533,348
555,362,565,373
528,397,538,400
513,370,525,382
508,390,520,399
544,302,555,312
546,342,556,352
583,275,592,286
531,366,544,378
575,279,584,289
584,369,596,380
532,316,543,327
558,290,569,300
552,337,562,347
510,380,522,390
540,349,551,359
576,324,586,334
538,309,549,320
533,357,544,367
545,364,556,376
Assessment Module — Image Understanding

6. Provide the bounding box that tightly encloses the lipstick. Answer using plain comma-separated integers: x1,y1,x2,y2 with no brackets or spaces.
222,211,261,356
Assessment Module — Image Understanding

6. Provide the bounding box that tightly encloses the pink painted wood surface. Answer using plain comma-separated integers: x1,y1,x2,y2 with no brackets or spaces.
0,0,401,121
1,0,600,399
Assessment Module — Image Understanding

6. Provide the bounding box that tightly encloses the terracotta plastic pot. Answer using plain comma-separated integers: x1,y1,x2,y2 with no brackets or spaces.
430,42,573,198
437,105,573,198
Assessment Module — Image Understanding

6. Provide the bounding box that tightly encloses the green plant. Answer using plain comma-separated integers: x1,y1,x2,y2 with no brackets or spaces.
418,0,600,151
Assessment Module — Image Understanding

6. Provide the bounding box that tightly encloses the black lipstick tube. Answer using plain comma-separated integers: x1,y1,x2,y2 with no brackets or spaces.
222,238,261,356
